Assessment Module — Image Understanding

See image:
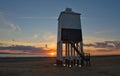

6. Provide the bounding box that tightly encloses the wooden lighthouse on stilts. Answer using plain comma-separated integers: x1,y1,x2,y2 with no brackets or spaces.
56,8,90,67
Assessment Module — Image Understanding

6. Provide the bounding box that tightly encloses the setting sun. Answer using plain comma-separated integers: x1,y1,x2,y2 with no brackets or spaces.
49,52,56,56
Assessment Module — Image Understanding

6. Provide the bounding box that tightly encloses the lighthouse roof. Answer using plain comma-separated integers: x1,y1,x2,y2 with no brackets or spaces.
58,8,80,20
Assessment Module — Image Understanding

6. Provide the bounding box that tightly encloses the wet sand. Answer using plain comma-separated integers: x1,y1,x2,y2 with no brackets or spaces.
0,55,120,76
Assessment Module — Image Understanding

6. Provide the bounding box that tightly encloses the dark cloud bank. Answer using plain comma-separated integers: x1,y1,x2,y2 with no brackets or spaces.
84,41,120,48
0,45,46,54
0,41,120,54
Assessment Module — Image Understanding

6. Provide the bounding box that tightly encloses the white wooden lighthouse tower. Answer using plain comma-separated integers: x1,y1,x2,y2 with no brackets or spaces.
56,8,90,67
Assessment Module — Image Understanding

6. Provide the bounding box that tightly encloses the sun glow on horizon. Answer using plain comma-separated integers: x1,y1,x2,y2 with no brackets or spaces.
49,52,56,56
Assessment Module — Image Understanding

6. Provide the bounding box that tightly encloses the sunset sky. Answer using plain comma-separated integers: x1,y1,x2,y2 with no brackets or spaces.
0,0,120,56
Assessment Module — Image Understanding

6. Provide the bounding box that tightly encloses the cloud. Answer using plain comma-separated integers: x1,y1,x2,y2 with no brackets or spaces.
0,45,41,51
42,32,56,43
105,41,120,48
10,23,21,31
95,41,120,48
0,40,120,55
0,12,21,32
0,40,56,56
83,43,95,47
83,40,120,56
84,40,120,48
0,45,49,54
3,19,21,32
95,42,111,48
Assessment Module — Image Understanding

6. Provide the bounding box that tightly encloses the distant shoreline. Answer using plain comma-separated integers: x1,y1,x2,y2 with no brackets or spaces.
0,53,120,58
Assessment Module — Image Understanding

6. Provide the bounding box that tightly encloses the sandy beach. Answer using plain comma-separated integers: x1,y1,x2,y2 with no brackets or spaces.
0,55,120,76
